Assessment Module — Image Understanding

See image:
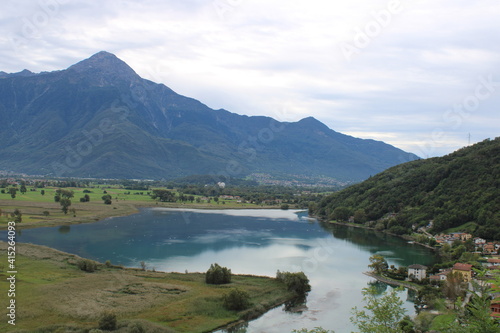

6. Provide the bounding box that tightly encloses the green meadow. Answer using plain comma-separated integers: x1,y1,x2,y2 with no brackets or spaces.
0,242,294,333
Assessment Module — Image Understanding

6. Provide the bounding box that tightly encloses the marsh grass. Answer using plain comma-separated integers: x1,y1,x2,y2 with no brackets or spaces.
0,242,293,333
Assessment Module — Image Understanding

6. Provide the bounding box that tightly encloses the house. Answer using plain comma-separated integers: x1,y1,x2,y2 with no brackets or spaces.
408,264,427,281
450,232,472,241
484,243,496,255
490,299,500,319
488,258,500,266
474,237,486,246
452,263,473,282
429,269,451,282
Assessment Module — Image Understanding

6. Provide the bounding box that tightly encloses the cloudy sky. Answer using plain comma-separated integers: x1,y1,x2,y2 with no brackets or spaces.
1,0,499,157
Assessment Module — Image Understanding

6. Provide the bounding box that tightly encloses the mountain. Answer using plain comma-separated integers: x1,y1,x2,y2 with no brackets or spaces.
315,138,500,239
0,51,419,181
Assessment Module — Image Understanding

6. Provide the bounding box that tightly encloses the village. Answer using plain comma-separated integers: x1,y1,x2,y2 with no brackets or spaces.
371,230,500,320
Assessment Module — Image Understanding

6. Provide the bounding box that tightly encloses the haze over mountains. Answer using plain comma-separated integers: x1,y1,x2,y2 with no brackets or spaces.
0,51,419,181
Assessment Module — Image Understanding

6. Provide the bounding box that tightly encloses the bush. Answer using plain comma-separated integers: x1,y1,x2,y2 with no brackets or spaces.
127,322,145,333
276,270,311,295
77,259,97,273
223,288,251,311
98,311,117,331
205,263,231,284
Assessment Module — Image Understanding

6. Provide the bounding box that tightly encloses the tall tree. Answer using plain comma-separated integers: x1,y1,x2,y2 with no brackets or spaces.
351,286,407,333
368,255,389,275
60,198,71,214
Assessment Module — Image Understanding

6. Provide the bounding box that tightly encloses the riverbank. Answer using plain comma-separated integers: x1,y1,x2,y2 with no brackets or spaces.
363,271,422,291
324,219,437,251
0,241,296,333
0,198,283,231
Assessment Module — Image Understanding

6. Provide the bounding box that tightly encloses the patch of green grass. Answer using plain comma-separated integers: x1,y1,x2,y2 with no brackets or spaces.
443,222,478,235
0,243,294,333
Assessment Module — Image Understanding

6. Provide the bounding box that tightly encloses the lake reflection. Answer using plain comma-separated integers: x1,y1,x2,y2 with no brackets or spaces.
10,208,437,332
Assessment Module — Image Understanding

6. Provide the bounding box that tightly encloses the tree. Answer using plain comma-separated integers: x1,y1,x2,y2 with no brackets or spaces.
331,206,351,221
20,184,27,194
205,263,231,284
414,285,440,313
12,209,22,223
56,188,74,199
9,187,17,199
150,189,176,202
80,194,90,203
442,271,467,302
102,194,112,205
60,198,71,214
276,271,311,295
353,209,368,223
41,189,45,196
368,255,389,275
351,286,407,333
222,288,251,311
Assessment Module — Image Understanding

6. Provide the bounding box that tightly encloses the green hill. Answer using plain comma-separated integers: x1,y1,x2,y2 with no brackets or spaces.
315,138,500,239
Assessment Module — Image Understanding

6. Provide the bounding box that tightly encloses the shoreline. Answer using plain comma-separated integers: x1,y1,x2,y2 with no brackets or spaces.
320,218,437,252
363,271,422,291
0,201,292,231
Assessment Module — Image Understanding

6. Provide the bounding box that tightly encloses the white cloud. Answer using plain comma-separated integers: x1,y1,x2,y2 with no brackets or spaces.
0,0,499,157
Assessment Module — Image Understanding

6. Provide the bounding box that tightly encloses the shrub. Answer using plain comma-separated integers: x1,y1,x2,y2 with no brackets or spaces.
223,288,251,311
276,270,311,295
206,263,231,284
127,322,145,333
77,259,97,273
98,311,117,331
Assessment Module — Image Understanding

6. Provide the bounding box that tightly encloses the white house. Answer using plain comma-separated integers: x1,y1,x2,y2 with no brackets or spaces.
408,264,427,281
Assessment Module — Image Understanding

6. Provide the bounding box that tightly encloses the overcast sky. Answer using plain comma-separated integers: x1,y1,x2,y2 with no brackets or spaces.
1,0,499,157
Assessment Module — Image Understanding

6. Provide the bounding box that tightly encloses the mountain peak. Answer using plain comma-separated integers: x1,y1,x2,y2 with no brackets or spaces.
67,51,139,81
297,116,331,131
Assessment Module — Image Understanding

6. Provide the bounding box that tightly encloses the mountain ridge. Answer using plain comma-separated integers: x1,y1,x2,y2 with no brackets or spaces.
0,51,419,181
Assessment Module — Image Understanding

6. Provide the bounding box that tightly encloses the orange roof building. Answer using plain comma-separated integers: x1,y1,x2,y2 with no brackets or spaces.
452,263,473,282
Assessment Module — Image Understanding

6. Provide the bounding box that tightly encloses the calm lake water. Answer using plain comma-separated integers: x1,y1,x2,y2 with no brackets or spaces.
10,208,437,332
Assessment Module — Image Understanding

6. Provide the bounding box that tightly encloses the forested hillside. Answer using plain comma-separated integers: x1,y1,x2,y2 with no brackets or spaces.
314,138,500,239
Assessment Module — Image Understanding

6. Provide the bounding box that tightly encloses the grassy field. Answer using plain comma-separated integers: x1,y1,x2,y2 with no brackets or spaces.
0,242,294,333
0,186,280,230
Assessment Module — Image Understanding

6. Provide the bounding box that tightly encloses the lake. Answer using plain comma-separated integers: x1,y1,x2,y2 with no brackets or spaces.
10,208,437,332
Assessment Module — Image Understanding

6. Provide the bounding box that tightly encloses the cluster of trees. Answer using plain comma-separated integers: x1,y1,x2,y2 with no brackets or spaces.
205,263,232,285
150,187,326,209
276,270,311,295
315,138,500,239
54,189,74,214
